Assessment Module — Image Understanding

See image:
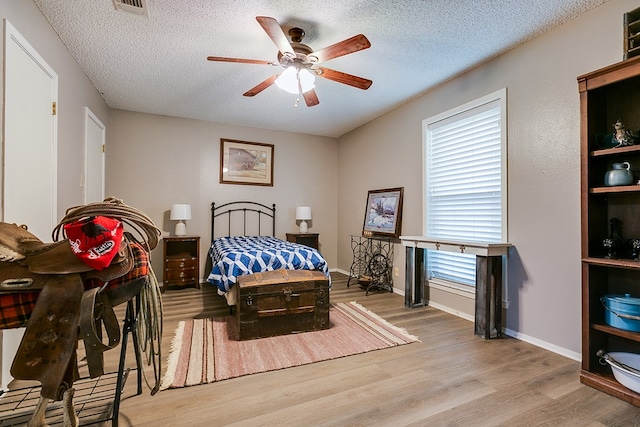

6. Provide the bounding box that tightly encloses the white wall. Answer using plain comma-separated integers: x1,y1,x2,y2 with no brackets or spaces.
106,110,338,281
337,0,633,358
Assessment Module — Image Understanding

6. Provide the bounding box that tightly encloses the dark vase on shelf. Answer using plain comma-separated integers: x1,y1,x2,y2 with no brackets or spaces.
630,239,640,261
603,217,624,259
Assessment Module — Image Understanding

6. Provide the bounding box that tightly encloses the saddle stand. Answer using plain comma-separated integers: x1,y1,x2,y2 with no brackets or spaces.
0,221,152,425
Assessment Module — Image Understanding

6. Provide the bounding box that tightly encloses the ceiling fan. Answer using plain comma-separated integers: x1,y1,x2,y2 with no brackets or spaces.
207,16,372,107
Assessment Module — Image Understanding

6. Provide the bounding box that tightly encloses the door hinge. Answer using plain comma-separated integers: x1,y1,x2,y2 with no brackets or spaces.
52,102,56,115
102,144,105,153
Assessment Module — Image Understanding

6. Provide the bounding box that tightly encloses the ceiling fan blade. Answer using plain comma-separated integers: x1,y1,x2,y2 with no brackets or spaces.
316,67,372,90
256,16,294,55
303,89,319,107
310,34,371,63
243,74,279,97
207,56,274,65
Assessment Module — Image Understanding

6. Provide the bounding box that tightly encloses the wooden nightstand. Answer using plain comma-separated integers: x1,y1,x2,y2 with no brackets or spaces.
286,233,319,250
163,235,200,291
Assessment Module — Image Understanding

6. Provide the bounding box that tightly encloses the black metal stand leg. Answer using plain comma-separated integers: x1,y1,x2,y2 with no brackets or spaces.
111,300,131,427
347,235,371,287
112,297,142,426
131,296,143,395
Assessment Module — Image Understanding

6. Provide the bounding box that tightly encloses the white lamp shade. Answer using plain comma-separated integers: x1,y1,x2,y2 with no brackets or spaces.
296,206,312,233
296,206,312,220
298,68,316,93
171,204,191,236
275,66,298,94
170,204,191,220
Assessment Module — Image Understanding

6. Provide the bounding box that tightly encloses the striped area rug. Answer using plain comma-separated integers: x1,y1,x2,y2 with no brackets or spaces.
160,301,419,390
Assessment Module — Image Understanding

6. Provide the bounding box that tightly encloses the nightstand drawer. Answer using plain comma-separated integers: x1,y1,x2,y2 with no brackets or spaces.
165,257,197,270
165,268,197,282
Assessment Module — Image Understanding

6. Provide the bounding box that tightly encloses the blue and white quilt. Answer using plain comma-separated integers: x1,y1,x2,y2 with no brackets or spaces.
207,235,330,294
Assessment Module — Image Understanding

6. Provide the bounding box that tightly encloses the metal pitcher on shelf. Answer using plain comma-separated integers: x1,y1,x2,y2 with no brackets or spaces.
604,161,634,186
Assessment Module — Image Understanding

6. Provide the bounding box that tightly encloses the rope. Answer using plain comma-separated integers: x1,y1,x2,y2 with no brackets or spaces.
136,265,163,395
52,197,161,251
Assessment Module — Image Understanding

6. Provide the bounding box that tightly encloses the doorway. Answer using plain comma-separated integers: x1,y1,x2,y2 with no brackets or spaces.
85,107,105,203
1,19,58,390
3,19,57,236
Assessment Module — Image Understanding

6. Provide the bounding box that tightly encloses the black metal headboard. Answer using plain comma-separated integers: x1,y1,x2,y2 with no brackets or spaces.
211,201,276,241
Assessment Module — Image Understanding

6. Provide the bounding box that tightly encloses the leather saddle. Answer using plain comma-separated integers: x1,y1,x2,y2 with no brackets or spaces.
0,222,132,280
0,222,136,401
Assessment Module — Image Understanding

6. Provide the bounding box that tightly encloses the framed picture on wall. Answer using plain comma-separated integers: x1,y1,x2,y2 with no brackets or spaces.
220,138,274,186
362,187,404,238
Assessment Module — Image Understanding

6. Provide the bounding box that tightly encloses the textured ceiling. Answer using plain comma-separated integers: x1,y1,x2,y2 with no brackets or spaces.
33,0,608,138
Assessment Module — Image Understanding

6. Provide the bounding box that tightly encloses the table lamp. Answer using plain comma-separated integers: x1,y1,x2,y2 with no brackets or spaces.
170,204,191,236
296,206,312,233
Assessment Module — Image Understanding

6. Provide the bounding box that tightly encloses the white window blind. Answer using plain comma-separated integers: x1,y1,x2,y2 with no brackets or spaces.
424,93,505,286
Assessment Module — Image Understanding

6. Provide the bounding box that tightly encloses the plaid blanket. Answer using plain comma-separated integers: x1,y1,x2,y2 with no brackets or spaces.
0,241,148,330
207,235,329,294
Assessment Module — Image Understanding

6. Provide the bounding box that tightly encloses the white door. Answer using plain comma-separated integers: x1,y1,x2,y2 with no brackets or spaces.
3,19,57,237
1,20,58,391
84,107,105,203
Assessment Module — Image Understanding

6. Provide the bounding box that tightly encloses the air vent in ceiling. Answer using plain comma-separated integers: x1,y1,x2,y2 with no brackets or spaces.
112,0,148,17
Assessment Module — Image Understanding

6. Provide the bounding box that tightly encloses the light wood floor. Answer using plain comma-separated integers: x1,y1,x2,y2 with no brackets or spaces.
28,273,640,425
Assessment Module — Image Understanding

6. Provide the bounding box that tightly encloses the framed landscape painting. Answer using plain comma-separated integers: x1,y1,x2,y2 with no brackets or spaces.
220,138,274,186
362,187,404,238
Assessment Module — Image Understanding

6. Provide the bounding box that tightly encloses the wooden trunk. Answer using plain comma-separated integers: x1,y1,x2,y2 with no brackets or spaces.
235,269,329,341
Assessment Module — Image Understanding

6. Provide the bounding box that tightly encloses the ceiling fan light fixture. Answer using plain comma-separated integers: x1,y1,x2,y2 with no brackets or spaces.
275,66,315,94
298,68,316,93
275,66,299,94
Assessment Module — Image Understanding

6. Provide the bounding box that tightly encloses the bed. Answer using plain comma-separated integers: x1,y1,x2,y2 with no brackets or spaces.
206,201,330,306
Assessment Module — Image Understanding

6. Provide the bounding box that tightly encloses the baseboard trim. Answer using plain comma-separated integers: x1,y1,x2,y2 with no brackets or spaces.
424,299,580,361
503,327,580,361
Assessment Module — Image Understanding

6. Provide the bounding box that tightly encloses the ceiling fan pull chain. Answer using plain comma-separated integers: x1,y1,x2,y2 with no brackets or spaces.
295,75,303,107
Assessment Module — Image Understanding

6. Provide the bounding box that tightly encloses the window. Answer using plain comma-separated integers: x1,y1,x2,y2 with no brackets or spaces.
423,89,507,287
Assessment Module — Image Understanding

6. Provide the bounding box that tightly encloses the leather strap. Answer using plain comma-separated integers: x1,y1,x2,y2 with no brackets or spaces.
11,275,83,401
0,263,50,293
79,287,121,378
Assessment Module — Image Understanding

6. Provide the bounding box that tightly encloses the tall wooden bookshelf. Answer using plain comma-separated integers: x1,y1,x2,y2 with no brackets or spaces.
579,55,640,406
